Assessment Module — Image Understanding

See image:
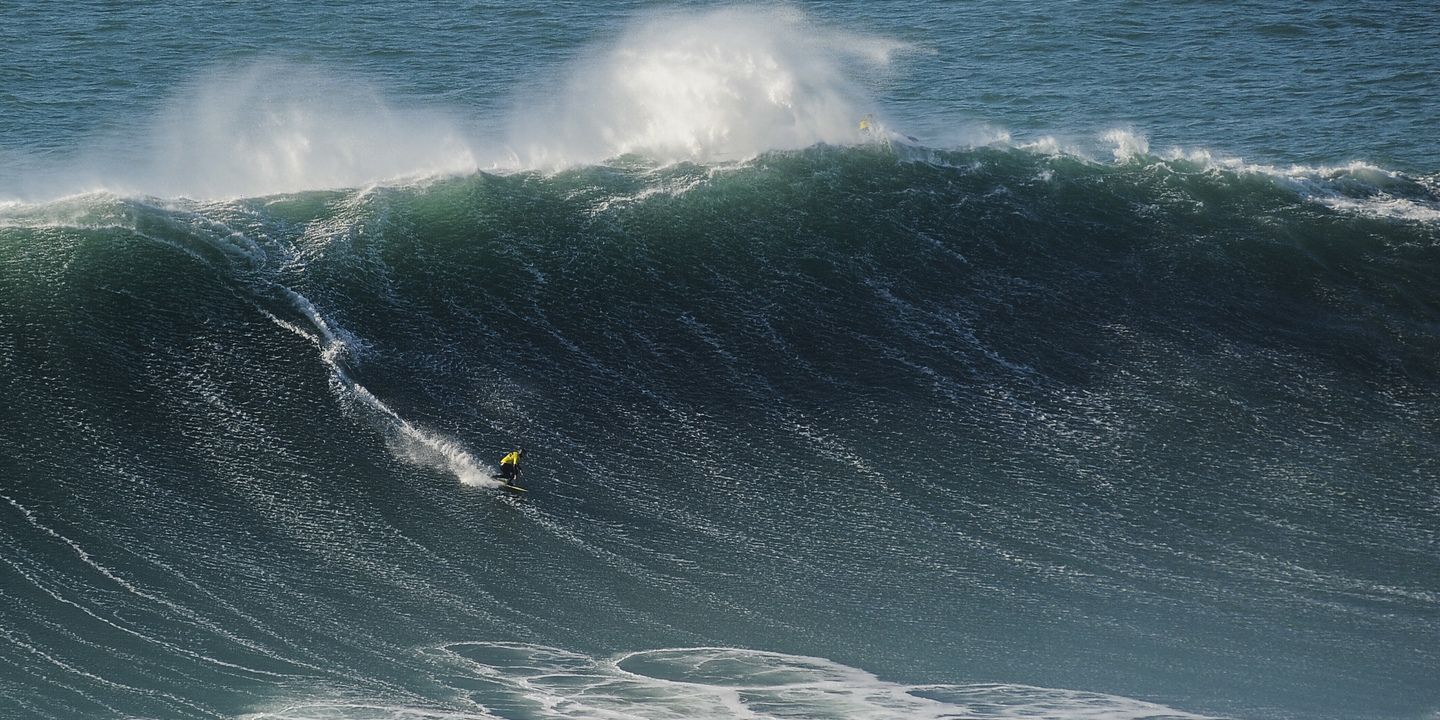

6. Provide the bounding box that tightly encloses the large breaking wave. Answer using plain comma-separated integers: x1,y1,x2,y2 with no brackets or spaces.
2,11,1439,715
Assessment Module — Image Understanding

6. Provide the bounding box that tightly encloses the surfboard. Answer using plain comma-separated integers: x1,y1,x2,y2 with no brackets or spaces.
497,482,528,492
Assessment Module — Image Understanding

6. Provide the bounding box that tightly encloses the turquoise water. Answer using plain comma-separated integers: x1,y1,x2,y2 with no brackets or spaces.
2,3,1438,720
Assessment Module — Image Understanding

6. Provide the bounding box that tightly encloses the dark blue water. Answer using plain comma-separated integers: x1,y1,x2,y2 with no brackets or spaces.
2,3,1438,720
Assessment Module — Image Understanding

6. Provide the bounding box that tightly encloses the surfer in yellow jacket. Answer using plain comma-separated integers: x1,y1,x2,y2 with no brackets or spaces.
499,449,525,483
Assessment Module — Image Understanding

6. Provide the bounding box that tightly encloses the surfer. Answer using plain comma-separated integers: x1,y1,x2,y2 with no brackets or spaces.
499,448,525,484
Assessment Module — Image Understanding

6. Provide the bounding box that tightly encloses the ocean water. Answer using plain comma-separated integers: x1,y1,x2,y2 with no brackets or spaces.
2,2,1438,720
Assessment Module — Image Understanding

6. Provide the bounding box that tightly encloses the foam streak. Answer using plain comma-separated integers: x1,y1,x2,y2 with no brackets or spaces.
258,289,497,488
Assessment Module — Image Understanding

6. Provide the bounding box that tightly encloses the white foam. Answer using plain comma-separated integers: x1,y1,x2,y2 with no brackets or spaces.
497,7,901,171
1006,131,1440,225
1313,192,1440,223
242,644,1218,720
1102,129,1150,163
1011,130,1150,164
1155,153,1440,224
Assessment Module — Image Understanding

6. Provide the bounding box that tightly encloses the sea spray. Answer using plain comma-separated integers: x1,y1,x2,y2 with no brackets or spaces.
500,7,903,170
136,62,478,199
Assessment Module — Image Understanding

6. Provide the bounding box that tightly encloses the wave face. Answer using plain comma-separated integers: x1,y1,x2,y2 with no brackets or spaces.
3,146,1439,720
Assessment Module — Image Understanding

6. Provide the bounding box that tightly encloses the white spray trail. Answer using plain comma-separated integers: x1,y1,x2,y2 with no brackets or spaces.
259,287,497,488
20,194,501,487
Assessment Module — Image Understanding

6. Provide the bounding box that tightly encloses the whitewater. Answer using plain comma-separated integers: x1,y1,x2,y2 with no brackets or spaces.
2,3,1438,720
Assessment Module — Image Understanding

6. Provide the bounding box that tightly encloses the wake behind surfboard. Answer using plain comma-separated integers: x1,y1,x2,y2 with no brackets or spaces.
491,475,529,492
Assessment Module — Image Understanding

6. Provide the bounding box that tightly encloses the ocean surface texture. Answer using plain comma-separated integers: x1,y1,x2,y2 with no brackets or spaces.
3,2,1439,720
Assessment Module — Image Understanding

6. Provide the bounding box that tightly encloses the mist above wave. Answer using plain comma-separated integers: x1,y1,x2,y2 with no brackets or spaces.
498,7,898,170
10,4,1430,217
133,62,478,199
14,7,896,201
